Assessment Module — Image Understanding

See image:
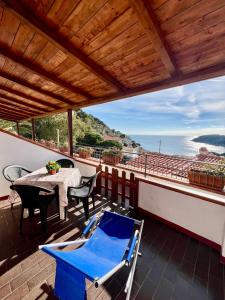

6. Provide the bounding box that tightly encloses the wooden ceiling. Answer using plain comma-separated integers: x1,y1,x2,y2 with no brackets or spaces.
0,0,225,121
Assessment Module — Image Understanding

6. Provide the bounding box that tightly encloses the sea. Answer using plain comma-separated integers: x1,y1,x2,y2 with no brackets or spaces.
130,135,225,157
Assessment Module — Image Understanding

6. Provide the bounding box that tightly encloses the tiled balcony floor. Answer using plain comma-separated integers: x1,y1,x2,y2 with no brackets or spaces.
0,197,224,300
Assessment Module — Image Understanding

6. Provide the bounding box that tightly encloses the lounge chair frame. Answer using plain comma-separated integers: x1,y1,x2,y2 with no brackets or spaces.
39,209,144,300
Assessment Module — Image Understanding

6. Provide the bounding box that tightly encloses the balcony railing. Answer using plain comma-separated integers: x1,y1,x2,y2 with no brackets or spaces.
73,144,225,191
32,138,225,191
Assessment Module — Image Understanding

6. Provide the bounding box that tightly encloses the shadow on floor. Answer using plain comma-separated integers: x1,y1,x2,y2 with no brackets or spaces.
0,198,224,300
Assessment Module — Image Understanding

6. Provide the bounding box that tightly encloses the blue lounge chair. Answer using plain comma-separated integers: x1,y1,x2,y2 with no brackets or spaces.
39,210,144,300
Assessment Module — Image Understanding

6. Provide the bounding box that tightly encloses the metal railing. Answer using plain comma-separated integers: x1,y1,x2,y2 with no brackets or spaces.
73,144,225,184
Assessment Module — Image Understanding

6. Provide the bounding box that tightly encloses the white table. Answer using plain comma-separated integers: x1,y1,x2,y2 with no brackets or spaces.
8,167,81,219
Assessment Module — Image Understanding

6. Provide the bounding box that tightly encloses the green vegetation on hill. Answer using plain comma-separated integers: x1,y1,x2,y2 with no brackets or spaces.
0,110,129,149
192,134,225,147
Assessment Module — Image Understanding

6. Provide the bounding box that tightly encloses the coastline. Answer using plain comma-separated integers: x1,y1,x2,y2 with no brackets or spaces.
129,134,225,156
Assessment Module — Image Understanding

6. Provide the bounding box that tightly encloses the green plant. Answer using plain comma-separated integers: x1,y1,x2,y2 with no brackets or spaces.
78,146,92,152
191,160,225,177
46,161,61,171
77,132,103,146
102,149,122,157
100,140,122,149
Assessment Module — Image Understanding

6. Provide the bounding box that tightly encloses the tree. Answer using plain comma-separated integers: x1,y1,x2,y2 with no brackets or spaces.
19,121,32,139
0,119,17,133
77,132,103,146
100,140,123,150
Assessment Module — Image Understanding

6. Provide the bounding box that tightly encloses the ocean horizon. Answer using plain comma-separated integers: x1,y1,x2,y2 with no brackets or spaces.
130,135,225,156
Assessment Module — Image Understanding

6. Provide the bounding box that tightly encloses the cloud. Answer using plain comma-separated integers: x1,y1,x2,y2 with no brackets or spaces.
84,75,225,134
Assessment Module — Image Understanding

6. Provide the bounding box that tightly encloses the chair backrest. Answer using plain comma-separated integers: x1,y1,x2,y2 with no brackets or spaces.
86,171,101,196
85,211,135,263
56,159,74,168
10,184,54,208
3,165,31,183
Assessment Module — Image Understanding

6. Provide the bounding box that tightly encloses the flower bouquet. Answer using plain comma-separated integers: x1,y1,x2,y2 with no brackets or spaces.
46,161,61,175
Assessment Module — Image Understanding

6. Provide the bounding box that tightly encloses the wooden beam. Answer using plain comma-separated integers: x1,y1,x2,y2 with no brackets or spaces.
0,105,31,117
0,84,59,110
0,70,78,106
0,47,92,99
67,109,73,157
0,111,21,120
31,118,35,141
0,94,46,113
0,100,35,116
2,0,126,92
129,0,177,76
0,112,19,121
18,61,225,122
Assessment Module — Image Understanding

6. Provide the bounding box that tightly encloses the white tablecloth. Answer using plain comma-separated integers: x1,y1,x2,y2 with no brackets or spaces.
8,167,81,219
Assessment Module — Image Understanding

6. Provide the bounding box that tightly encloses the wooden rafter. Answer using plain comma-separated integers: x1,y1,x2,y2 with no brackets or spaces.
0,70,79,106
21,60,225,121
1,0,126,92
0,111,19,118
0,99,29,113
0,104,32,116
0,83,59,110
0,106,31,117
129,0,177,76
0,97,40,114
0,113,19,121
0,47,92,99
0,93,48,113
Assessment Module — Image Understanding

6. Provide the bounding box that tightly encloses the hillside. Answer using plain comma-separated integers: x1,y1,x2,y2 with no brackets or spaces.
192,134,225,147
0,110,137,149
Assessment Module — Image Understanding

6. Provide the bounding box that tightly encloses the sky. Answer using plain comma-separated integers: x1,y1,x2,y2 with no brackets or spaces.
84,76,225,136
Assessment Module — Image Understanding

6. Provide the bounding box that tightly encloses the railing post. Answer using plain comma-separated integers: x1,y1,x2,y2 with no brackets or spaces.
133,178,139,212
130,172,135,208
111,168,118,203
96,165,102,195
67,109,73,157
105,166,109,198
144,154,147,177
121,171,126,208
31,118,35,141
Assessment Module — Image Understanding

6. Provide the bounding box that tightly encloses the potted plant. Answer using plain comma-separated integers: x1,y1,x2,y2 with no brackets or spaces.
188,161,225,191
46,161,61,175
39,139,46,145
48,140,56,149
78,147,92,159
102,149,122,166
59,143,68,153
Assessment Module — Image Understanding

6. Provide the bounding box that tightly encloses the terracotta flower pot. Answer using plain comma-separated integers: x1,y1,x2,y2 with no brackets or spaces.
188,170,225,191
78,150,91,159
102,155,121,166
48,169,57,175
59,146,68,153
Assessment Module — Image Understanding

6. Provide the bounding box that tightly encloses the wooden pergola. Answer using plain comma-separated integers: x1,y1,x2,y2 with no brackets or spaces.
0,0,225,154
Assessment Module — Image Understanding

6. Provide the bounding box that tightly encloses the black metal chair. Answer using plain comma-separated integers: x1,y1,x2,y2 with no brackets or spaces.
10,184,58,233
56,159,74,168
67,172,100,220
3,165,31,209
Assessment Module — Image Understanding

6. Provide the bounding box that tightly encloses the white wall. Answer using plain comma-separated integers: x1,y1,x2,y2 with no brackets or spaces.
0,131,74,196
75,160,97,177
139,180,225,251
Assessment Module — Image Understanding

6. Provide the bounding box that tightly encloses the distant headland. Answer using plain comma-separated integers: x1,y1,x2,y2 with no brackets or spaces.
192,134,225,147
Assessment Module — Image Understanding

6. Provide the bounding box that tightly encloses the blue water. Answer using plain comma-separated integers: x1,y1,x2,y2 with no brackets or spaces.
130,135,225,156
